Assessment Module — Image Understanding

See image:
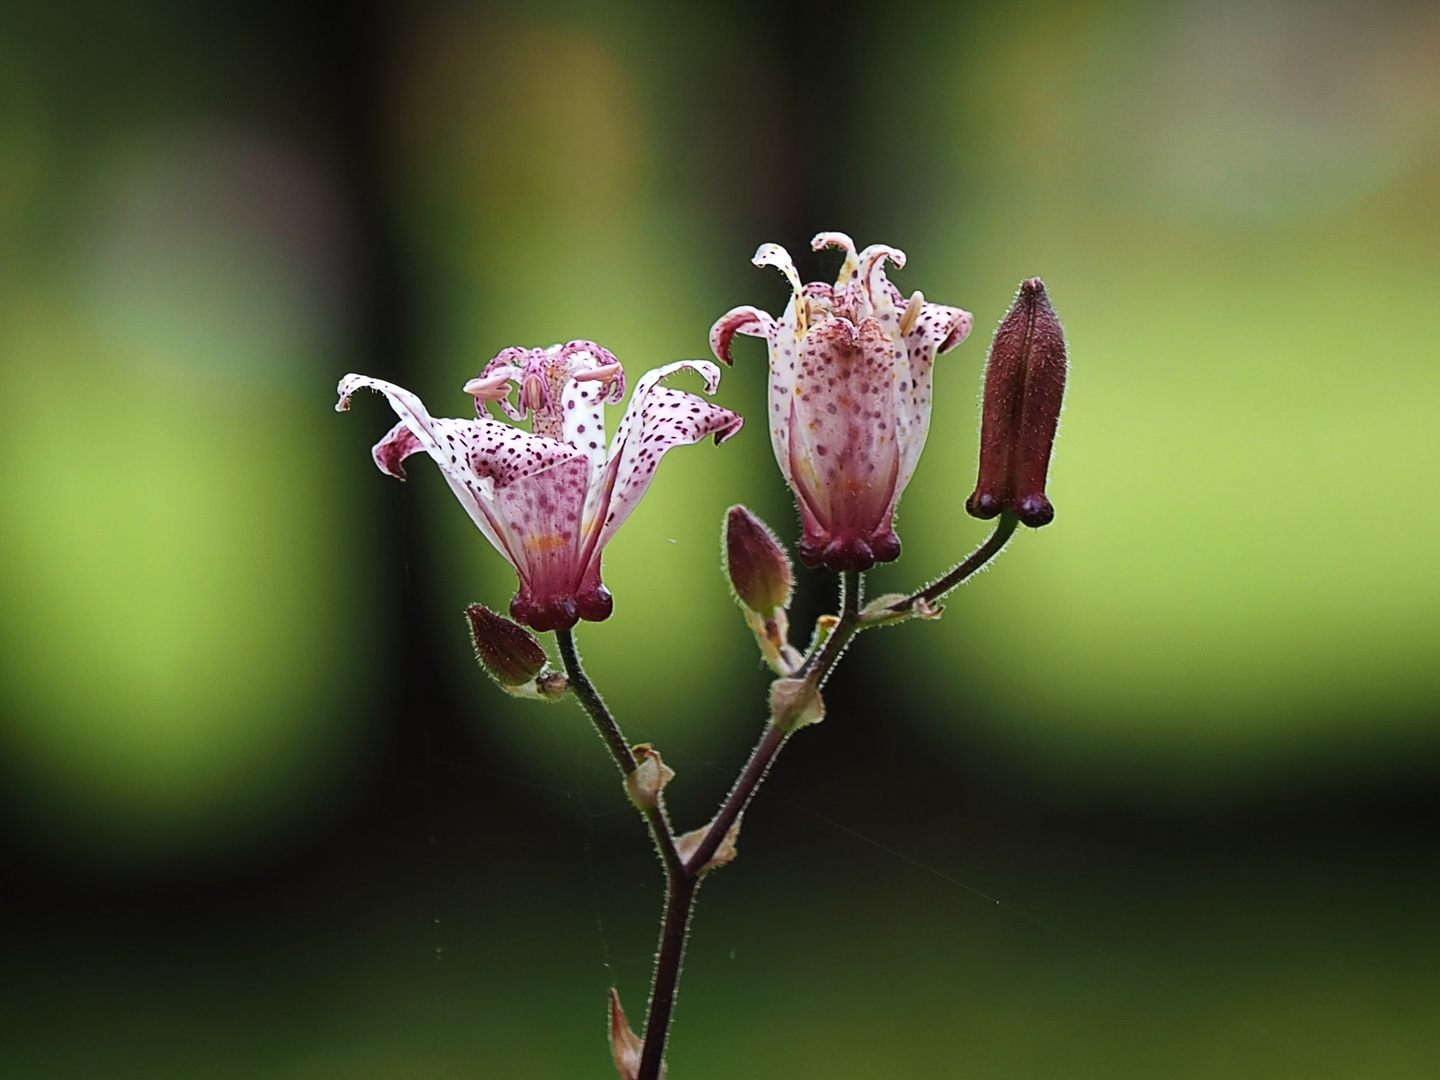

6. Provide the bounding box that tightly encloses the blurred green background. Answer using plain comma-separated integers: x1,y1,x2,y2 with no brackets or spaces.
1,0,1437,1077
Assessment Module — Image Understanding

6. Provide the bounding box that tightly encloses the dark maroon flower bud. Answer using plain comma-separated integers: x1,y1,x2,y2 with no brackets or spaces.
967,278,1067,528
466,603,562,697
724,505,793,616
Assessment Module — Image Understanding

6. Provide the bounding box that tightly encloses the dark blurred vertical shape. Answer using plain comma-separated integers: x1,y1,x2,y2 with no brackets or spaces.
216,0,465,855
255,0,447,790
750,0,865,270
0,0,431,877
723,0,879,633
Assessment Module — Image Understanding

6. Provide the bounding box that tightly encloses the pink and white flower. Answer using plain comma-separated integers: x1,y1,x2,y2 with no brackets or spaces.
337,341,743,632
710,233,972,571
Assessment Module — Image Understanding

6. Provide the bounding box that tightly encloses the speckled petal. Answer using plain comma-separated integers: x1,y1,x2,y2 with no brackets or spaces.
559,368,612,477
709,305,774,365
746,245,807,489
498,454,595,632
585,360,743,563
752,242,802,293
336,373,588,573
371,420,425,479
786,318,902,569
847,243,907,324
895,299,972,495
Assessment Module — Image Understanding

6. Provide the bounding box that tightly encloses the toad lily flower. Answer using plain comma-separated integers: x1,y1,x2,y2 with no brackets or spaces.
710,233,972,571
337,341,743,632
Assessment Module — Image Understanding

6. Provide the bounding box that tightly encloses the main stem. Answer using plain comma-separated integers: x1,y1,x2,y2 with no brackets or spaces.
636,872,696,1080
636,570,862,1080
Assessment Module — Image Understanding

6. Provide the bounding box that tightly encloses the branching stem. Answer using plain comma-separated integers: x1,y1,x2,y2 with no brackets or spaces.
891,513,1018,611
633,570,863,1080
558,531,1017,1080
799,569,863,680
562,552,1020,1080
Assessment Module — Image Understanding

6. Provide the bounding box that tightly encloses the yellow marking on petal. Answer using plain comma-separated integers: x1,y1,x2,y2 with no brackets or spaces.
525,532,570,553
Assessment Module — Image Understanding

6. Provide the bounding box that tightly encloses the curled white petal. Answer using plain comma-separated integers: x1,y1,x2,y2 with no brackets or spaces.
812,231,859,286
584,360,741,563
753,242,802,296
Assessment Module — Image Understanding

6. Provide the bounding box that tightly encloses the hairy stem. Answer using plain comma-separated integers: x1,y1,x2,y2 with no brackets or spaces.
636,570,864,1079
683,722,786,876
556,627,636,774
799,569,863,680
892,513,1018,611
555,627,680,876
636,872,697,1080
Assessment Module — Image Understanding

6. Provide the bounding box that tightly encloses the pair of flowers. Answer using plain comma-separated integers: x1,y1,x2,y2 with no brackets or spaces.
337,233,1063,631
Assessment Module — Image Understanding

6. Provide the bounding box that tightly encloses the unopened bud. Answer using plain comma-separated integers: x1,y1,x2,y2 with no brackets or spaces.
724,505,793,615
608,987,648,1080
967,278,1067,528
625,744,675,810
465,603,567,699
769,677,825,732
467,603,544,684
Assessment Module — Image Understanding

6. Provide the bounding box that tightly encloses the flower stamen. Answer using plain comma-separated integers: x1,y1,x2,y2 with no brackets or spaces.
572,362,623,384
899,291,924,336
463,373,512,401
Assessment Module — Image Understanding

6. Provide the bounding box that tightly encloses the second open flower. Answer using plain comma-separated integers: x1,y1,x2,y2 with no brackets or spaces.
710,233,972,571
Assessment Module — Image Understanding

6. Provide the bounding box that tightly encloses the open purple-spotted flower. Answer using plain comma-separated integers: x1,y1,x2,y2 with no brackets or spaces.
710,233,973,571
337,341,743,632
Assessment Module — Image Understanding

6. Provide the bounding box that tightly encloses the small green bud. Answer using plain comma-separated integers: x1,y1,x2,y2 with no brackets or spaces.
724,505,793,616
858,592,915,627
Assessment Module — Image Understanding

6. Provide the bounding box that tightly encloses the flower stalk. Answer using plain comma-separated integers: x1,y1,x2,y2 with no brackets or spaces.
555,628,681,877
338,238,1069,1078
